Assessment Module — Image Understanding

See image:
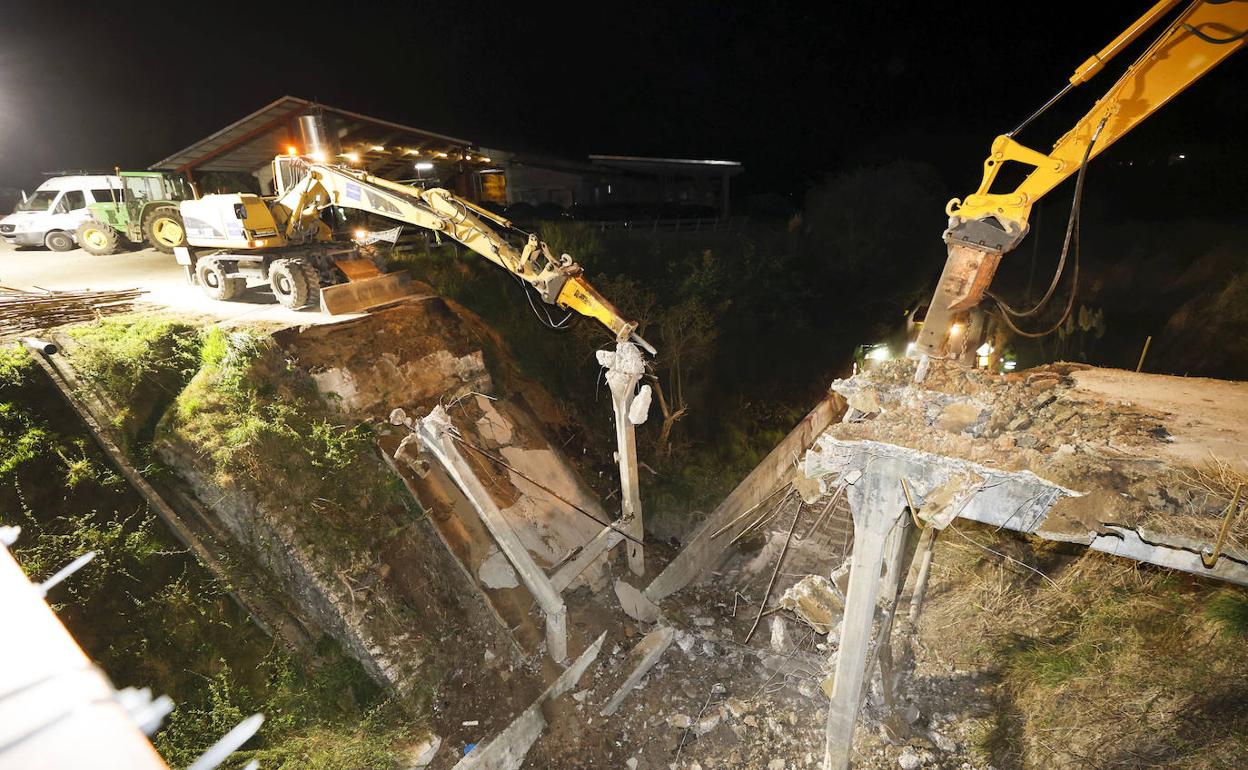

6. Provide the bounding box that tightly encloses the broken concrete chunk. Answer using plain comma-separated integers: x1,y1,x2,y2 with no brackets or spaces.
936,400,984,434
846,387,881,416
778,574,844,633
917,471,983,530
407,734,442,767
614,578,662,623
897,747,922,770
478,546,519,590
769,615,792,653
694,712,721,735
629,384,652,425
793,472,823,504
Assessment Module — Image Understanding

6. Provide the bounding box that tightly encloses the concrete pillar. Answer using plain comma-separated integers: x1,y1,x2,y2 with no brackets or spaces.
824,461,909,770
598,341,648,576
411,406,570,664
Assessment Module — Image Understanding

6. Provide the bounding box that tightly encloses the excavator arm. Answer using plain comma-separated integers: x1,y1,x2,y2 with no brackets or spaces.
273,157,654,352
916,0,1247,359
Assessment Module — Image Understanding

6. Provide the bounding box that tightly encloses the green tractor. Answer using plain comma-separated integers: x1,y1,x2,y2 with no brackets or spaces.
75,171,194,255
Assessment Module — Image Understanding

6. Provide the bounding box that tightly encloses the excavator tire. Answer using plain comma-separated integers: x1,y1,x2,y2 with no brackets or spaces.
75,220,121,256
269,258,314,309
143,206,188,253
196,259,245,301
296,260,321,304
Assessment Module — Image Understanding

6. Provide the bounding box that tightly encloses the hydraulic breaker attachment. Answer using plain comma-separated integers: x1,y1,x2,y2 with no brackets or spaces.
914,242,1001,359
555,274,656,354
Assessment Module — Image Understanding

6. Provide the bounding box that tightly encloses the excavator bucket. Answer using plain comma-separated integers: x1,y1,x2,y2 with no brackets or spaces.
319,257,418,315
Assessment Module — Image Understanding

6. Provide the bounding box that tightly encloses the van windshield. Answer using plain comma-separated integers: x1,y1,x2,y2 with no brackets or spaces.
14,190,58,212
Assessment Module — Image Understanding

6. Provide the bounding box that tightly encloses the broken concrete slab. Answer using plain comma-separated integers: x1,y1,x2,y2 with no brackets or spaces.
453,632,606,770
778,575,843,634
478,547,519,590
599,625,676,716
614,578,662,623
411,405,570,663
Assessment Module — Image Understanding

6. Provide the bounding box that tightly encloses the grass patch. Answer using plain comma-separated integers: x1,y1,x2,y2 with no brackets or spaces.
3,332,420,769
0,342,32,387
1205,591,1248,638
928,527,1248,769
161,328,401,555
68,316,201,402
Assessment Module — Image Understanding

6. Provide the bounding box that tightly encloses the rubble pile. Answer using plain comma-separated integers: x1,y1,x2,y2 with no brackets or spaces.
827,359,1241,545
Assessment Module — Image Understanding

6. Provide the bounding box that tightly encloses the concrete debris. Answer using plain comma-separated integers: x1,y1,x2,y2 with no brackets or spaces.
846,387,881,417
629,383,653,425
614,578,662,623
915,471,983,530
478,547,519,590
695,712,722,736
406,734,442,768
778,574,844,633
453,632,605,770
934,400,986,434
930,730,957,753
769,615,792,653
897,746,922,770
792,472,823,505
600,625,676,716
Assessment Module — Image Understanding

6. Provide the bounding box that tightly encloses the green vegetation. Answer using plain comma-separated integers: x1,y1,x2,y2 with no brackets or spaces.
0,342,32,387
931,525,1248,768
162,328,400,551
1205,590,1248,638
1,320,421,768
68,316,201,403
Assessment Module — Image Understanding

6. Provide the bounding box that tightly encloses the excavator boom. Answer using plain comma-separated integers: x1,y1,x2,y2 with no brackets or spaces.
272,156,652,350
916,0,1247,360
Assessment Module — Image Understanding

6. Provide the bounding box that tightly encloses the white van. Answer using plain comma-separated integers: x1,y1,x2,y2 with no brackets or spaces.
0,175,123,251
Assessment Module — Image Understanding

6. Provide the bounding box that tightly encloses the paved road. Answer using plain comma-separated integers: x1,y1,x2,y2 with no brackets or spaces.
0,241,351,327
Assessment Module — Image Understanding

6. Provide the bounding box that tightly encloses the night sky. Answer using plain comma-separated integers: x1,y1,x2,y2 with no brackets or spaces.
2,1,1244,197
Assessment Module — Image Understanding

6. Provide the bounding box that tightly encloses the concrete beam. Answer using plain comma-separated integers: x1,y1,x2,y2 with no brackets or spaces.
806,437,1248,587
410,406,569,664
646,395,841,603
551,522,623,594
453,632,606,770
599,341,647,576
823,459,909,770
599,625,675,716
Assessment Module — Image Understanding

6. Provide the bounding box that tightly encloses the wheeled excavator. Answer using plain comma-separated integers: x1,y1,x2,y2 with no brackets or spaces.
914,0,1246,368
176,153,654,352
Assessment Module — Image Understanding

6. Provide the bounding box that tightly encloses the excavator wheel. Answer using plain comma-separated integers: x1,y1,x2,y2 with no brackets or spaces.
196,259,245,301
143,206,188,253
269,258,315,309
75,220,121,256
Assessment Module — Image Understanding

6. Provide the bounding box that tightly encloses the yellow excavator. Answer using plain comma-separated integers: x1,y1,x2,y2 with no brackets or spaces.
915,0,1247,364
176,153,654,352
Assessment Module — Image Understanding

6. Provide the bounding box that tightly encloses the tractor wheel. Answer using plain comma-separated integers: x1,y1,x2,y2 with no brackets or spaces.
269,258,315,309
45,231,75,252
196,260,245,301
75,220,121,256
143,206,187,252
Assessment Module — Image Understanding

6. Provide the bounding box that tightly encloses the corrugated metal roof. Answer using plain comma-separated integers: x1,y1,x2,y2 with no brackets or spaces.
149,95,476,174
